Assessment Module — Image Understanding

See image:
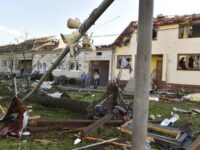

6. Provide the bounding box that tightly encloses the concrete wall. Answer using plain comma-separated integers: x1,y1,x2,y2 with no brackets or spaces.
52,49,113,80
115,24,200,86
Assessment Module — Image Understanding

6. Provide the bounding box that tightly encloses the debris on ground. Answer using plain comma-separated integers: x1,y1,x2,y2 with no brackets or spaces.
39,81,53,90
183,93,200,102
0,105,5,114
47,92,63,98
0,96,29,137
72,137,118,150
0,73,199,149
160,114,180,126
188,135,200,150
173,107,191,113
149,96,159,101
118,119,193,150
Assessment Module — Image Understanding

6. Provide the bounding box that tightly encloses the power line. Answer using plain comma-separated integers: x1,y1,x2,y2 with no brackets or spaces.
92,34,119,38
91,16,120,31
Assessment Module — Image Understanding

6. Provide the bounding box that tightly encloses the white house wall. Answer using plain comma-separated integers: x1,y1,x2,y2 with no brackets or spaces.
52,49,113,80
0,52,29,73
123,24,200,86
0,53,12,72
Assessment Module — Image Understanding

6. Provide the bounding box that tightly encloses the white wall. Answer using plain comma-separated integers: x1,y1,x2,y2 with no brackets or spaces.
118,24,200,86
0,52,31,73
51,49,113,80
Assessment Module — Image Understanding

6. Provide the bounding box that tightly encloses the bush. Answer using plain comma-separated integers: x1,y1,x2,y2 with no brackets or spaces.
53,75,68,85
68,78,79,85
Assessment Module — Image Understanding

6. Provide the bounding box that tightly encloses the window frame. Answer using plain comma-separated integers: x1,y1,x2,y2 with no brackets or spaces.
116,55,132,69
177,54,200,71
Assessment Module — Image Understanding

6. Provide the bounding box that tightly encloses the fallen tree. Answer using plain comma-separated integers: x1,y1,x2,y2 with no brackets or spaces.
28,94,90,113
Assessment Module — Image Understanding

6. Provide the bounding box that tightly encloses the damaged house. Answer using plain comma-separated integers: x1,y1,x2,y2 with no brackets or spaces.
0,36,114,86
114,14,200,92
0,36,61,78
52,45,114,86
2,14,200,90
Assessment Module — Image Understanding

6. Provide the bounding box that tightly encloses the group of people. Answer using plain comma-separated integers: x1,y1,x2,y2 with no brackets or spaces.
81,71,99,89
179,56,200,70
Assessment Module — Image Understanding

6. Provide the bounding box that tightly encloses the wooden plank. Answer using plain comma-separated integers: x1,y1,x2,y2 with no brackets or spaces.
188,136,200,150
81,108,119,137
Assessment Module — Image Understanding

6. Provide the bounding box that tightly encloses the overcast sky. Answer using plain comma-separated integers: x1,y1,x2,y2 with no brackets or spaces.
0,0,200,46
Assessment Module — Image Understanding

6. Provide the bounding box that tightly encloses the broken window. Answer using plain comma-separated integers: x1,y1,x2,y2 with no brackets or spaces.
117,55,132,69
1,60,7,67
178,25,184,38
177,54,200,70
152,28,158,40
189,23,200,38
69,60,79,71
179,23,200,38
96,52,102,56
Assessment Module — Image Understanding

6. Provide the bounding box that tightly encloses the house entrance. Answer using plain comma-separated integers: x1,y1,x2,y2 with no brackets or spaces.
90,61,109,86
151,55,165,89
19,59,32,73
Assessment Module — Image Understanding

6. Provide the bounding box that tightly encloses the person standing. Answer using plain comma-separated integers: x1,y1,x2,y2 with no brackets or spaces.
179,57,187,70
188,56,194,69
81,72,86,88
93,72,99,89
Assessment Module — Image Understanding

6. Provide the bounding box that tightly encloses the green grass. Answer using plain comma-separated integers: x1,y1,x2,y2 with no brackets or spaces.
26,102,83,120
67,91,104,102
149,101,200,133
0,89,200,149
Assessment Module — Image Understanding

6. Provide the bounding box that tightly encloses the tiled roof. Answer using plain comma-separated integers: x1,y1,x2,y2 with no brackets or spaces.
154,14,200,27
113,21,137,47
113,14,200,47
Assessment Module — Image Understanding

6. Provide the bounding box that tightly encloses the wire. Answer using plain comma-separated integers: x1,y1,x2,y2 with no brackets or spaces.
91,16,120,31
91,34,119,38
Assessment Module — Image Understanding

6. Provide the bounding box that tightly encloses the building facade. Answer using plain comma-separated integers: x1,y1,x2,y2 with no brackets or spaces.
114,14,200,90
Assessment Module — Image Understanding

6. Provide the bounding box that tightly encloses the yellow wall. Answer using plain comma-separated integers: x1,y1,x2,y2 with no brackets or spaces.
114,45,135,80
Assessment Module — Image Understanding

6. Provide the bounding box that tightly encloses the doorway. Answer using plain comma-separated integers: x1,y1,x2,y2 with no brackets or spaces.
90,61,109,86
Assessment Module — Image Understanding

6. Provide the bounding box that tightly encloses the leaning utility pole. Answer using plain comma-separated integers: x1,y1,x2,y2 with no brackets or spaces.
132,0,154,150
22,0,115,101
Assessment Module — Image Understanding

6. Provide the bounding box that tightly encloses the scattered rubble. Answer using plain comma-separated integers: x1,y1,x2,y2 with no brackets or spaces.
183,93,200,102
0,97,28,137
0,73,199,149
160,114,180,126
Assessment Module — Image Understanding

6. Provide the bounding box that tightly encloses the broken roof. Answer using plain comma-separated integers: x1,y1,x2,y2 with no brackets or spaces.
113,14,200,47
0,36,59,53
113,21,137,47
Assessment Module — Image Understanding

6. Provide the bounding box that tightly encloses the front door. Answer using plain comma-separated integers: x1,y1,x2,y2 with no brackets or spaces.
155,60,163,88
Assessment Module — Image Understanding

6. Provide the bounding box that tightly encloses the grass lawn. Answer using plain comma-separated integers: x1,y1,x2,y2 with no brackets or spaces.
0,89,199,149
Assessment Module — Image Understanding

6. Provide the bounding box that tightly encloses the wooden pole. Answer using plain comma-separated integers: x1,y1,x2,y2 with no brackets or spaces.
22,0,115,101
132,0,154,149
